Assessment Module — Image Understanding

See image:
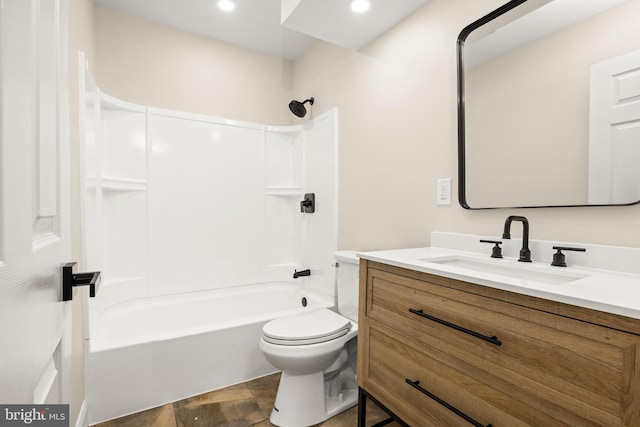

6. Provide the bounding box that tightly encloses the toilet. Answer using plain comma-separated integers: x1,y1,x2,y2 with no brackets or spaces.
259,251,360,427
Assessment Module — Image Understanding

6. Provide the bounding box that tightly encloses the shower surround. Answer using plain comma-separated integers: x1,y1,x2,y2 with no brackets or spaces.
80,66,338,423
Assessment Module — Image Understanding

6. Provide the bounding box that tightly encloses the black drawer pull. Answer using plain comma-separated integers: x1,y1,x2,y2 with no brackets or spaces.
409,308,501,346
406,379,492,427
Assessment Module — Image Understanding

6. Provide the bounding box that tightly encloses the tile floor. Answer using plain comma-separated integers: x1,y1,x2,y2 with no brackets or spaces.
93,372,402,427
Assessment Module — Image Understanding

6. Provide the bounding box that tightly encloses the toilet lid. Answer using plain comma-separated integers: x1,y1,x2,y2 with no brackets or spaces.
263,309,352,345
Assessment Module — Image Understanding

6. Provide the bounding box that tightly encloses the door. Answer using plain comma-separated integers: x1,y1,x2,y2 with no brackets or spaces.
588,48,640,204
0,0,71,405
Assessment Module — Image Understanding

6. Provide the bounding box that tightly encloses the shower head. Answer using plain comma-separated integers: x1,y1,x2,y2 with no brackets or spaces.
289,97,314,118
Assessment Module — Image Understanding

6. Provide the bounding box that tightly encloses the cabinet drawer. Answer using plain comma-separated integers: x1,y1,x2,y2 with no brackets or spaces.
363,321,583,427
364,267,640,426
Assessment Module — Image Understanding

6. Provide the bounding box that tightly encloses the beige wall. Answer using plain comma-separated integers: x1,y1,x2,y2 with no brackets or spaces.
294,0,503,250
94,6,294,126
68,0,95,425
294,0,640,250
88,1,640,257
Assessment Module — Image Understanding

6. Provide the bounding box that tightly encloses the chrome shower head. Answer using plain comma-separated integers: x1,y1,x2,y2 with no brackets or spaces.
289,97,314,118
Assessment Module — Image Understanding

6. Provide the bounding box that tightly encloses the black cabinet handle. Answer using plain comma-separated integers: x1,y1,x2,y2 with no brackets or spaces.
406,379,492,427
409,308,501,346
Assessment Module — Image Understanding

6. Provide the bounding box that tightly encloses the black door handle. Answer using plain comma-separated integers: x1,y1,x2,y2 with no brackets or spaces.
62,262,101,301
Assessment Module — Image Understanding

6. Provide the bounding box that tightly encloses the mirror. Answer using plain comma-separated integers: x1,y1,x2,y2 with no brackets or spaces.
457,0,640,209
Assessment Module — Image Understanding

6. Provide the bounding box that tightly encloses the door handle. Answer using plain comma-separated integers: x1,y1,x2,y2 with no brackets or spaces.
62,262,101,301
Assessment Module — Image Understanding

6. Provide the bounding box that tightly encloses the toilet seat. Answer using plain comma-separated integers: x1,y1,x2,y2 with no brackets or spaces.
263,309,352,346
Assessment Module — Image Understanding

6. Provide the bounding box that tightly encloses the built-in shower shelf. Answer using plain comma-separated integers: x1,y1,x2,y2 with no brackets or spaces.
266,125,303,135
87,177,147,192
265,186,302,196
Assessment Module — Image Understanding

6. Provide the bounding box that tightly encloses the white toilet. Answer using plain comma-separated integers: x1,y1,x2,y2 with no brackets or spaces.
259,251,360,427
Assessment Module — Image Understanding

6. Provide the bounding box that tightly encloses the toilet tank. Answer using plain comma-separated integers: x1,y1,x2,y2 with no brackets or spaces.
335,251,360,322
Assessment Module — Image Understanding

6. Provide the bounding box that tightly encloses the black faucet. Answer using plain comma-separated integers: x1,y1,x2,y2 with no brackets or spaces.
293,269,311,279
502,216,532,262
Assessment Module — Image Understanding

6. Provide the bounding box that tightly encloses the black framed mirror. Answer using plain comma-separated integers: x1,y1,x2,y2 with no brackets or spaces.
457,0,640,209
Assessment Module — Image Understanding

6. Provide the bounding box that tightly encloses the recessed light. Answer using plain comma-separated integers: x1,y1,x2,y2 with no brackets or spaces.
350,0,370,14
217,0,235,12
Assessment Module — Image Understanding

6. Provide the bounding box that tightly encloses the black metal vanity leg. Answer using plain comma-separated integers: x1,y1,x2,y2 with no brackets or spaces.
358,387,367,426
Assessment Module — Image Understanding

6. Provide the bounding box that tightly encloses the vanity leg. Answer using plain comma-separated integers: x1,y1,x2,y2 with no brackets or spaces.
358,387,367,426
359,387,409,427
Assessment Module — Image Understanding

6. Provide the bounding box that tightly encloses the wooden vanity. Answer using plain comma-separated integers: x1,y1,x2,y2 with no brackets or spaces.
357,259,640,427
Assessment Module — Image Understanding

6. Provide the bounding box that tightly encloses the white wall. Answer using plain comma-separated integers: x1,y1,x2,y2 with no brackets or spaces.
148,113,266,296
81,96,339,311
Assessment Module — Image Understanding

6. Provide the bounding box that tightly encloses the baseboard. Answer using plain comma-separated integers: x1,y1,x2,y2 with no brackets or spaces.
75,400,88,427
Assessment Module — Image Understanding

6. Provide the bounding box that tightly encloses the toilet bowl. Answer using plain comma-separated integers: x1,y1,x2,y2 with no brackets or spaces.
259,251,360,427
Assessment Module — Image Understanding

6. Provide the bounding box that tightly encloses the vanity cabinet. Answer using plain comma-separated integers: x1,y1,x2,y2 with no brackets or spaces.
357,260,640,426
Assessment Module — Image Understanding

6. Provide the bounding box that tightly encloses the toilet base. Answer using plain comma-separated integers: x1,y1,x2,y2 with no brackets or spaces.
269,370,358,427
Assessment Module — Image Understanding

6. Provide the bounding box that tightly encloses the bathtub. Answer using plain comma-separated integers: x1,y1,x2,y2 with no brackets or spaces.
86,282,333,425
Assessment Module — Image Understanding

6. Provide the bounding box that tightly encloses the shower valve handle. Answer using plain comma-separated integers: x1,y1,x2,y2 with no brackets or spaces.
300,193,315,213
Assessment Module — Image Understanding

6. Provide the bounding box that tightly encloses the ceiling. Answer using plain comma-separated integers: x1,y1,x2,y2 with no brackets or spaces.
94,0,430,60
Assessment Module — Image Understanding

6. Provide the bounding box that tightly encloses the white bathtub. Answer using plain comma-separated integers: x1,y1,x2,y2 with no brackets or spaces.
86,283,333,425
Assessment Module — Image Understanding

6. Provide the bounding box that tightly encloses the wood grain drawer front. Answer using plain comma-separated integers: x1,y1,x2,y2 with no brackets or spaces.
363,322,587,427
365,268,640,426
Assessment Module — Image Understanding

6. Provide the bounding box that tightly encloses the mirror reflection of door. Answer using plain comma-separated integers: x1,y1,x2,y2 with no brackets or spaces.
588,49,640,204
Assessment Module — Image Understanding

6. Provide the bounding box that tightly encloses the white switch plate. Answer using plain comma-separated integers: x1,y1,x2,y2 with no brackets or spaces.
437,178,451,205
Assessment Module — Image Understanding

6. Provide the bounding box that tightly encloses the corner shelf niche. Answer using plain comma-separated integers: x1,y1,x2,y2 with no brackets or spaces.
263,128,305,269
87,177,148,192
265,186,302,196
82,77,149,318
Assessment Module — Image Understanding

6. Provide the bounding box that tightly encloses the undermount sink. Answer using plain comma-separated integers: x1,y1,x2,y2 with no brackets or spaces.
419,256,589,285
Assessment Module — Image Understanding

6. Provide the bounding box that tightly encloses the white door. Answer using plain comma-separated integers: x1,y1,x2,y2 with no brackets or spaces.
0,0,72,405
588,48,640,204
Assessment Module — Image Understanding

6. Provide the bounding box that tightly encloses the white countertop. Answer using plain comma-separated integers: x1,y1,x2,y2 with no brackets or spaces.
358,246,640,320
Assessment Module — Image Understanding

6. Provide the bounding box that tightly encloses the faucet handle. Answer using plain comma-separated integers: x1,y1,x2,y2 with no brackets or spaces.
480,239,503,259
551,246,586,267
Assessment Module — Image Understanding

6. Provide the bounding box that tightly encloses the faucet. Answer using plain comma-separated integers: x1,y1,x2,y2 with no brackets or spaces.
502,215,532,262
293,269,311,279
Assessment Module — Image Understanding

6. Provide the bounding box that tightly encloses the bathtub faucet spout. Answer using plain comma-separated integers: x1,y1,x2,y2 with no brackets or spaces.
293,269,311,279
